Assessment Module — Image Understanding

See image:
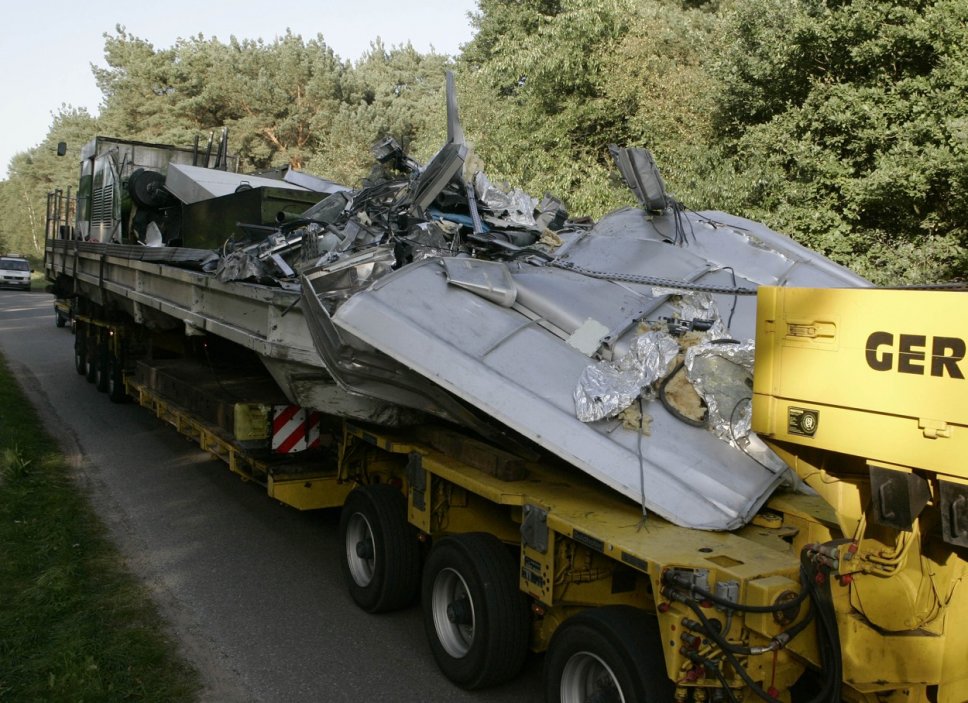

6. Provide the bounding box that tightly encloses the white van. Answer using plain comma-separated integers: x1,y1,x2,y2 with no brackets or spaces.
0,256,32,290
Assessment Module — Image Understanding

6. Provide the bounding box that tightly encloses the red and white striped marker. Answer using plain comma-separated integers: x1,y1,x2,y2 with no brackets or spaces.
272,405,321,454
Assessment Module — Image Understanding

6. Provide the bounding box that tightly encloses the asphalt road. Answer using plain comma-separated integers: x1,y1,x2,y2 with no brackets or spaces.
0,290,544,703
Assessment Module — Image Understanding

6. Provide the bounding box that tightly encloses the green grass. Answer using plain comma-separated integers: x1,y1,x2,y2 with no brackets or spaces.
0,353,200,702
27,268,42,291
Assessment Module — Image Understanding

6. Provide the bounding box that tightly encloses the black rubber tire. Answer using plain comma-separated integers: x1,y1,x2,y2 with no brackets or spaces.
73,334,87,376
55,309,66,328
544,606,674,703
338,484,421,613
107,351,127,403
128,168,172,208
84,331,97,383
422,532,530,689
94,341,110,392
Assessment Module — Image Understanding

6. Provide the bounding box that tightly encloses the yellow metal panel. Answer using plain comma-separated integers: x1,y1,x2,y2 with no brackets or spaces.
520,535,555,605
407,468,432,533
754,287,967,478
267,475,353,510
839,613,945,692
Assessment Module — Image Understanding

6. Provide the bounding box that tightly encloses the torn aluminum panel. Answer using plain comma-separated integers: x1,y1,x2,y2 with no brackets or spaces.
283,168,349,195
557,207,869,344
302,191,350,224
567,318,611,357
409,71,467,212
408,222,456,262
535,194,568,232
445,71,464,146
410,142,467,212
334,258,788,531
300,256,507,440
259,356,423,427
331,196,867,530
443,258,517,307
216,249,274,284
302,247,397,313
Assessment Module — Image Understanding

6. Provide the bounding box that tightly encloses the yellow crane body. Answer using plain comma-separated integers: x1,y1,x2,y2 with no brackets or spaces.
753,286,968,703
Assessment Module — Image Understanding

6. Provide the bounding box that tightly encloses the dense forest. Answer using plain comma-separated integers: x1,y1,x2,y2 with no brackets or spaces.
1,0,965,284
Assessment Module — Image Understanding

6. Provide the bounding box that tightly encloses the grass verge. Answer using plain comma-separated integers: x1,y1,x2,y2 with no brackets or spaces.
0,352,200,701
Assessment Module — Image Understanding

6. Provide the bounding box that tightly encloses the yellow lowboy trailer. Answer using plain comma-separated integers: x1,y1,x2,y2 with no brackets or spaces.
48,229,968,702
123,357,829,700
107,288,968,703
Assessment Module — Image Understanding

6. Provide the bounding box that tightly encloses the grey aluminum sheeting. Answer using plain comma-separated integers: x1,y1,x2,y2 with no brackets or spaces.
283,168,350,194
333,259,785,530
332,209,867,530
165,163,311,204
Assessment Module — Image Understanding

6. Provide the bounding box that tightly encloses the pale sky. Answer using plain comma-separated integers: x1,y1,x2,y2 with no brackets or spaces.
0,0,479,178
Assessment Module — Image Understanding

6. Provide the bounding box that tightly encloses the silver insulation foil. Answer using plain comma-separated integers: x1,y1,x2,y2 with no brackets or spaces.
474,171,538,229
675,293,729,337
574,331,680,422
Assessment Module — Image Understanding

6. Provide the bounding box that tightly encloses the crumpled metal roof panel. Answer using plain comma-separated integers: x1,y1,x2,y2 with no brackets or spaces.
332,208,866,530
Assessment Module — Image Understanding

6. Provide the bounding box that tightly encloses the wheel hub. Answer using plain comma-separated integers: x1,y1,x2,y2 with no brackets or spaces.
431,567,476,658
355,539,374,560
345,513,376,587
560,652,624,703
446,596,472,625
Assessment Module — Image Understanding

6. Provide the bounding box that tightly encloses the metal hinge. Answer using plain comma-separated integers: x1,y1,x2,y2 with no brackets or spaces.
521,504,549,554
919,418,951,439
407,452,426,510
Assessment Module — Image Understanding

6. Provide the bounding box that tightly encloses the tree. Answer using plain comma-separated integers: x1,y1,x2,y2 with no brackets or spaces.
459,0,637,216
307,41,453,185
711,0,968,283
94,28,181,141
94,28,352,172
0,108,98,260
458,0,727,216
220,32,350,170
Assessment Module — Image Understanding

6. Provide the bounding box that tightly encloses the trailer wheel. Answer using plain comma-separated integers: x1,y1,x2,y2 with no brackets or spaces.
73,334,87,376
544,606,673,703
55,309,67,328
94,341,110,392
338,484,420,613
84,331,98,383
422,533,529,689
107,352,127,403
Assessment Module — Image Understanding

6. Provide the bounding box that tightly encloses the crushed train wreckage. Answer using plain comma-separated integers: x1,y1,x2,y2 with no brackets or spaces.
107,72,869,531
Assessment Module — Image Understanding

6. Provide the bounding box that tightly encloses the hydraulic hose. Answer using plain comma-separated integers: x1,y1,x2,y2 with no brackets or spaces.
664,548,843,703
671,582,815,657
665,570,810,614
